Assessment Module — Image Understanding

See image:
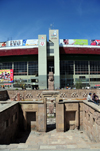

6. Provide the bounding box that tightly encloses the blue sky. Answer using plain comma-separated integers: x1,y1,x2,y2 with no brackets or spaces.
0,0,100,44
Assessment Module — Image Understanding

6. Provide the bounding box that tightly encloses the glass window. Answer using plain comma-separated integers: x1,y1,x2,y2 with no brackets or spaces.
60,61,73,75
90,78,100,81
60,78,73,88
47,61,54,74
47,42,54,46
75,61,88,74
14,62,27,75
0,62,12,69
28,61,38,75
90,61,100,74
47,49,54,53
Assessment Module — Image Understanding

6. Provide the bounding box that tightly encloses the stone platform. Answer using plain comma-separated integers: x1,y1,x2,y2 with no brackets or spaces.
1,129,100,151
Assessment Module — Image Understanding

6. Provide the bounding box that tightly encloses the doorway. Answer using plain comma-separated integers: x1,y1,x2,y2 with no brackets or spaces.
46,98,56,132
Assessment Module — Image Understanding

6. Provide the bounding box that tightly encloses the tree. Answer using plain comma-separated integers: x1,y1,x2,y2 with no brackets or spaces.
75,79,82,89
14,79,26,89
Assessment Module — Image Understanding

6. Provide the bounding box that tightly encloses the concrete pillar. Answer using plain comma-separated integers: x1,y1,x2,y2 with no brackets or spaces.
38,35,47,90
49,30,60,89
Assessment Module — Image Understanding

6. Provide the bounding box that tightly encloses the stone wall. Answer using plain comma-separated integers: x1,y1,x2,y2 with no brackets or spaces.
64,102,79,131
7,89,100,101
56,101,81,132
56,100,100,142
20,101,46,132
83,101,100,142
1,89,100,143
0,102,19,144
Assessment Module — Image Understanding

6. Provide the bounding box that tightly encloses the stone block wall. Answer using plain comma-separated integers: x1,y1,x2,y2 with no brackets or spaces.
79,102,83,130
7,89,100,101
83,102,100,142
56,101,83,132
20,102,46,132
64,102,79,131
56,103,64,132
0,103,19,144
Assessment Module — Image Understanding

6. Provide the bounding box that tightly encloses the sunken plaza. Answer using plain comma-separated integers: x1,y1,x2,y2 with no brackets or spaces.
0,89,100,151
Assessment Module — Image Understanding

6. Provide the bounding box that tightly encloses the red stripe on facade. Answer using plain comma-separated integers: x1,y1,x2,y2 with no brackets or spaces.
1,47,100,56
0,48,38,56
60,47,100,54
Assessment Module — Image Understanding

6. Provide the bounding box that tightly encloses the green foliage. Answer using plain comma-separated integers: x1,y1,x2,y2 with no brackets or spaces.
75,79,82,89
15,79,26,89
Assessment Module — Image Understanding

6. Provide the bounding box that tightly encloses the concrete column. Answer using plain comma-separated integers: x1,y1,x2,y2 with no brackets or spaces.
73,61,75,85
49,30,60,89
38,35,47,89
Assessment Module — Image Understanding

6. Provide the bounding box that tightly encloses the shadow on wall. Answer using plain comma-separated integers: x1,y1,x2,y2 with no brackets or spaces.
11,104,31,144
0,90,10,101
13,131,30,144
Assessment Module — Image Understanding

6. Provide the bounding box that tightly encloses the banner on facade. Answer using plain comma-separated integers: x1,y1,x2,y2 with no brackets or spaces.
0,69,13,83
0,42,6,47
7,40,23,47
23,39,38,46
90,40,100,46
60,39,88,45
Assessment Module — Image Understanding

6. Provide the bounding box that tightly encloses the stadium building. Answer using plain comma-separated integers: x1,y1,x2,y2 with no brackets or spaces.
0,29,100,89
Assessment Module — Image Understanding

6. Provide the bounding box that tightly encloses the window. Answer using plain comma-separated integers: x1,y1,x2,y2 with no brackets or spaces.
47,49,54,53
14,62,27,75
90,61,100,74
28,61,38,75
31,79,38,82
79,76,86,79
75,61,88,74
90,78,100,81
47,60,54,74
47,42,54,46
60,78,73,88
0,62,12,69
60,61,73,75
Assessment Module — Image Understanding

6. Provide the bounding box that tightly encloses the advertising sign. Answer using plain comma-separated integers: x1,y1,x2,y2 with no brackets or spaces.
0,69,13,83
60,39,88,45
0,42,6,47
90,40,100,46
51,30,57,39
23,39,38,46
39,39,45,46
7,40,23,47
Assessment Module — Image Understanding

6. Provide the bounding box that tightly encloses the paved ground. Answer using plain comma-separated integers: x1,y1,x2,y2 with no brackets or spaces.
1,129,100,151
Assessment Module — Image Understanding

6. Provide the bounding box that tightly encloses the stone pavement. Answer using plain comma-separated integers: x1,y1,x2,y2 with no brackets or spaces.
1,129,100,151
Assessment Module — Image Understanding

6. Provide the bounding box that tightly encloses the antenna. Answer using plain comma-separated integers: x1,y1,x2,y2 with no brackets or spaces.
49,24,52,29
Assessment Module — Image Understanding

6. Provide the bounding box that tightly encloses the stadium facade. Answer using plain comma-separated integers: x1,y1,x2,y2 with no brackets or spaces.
0,29,100,89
